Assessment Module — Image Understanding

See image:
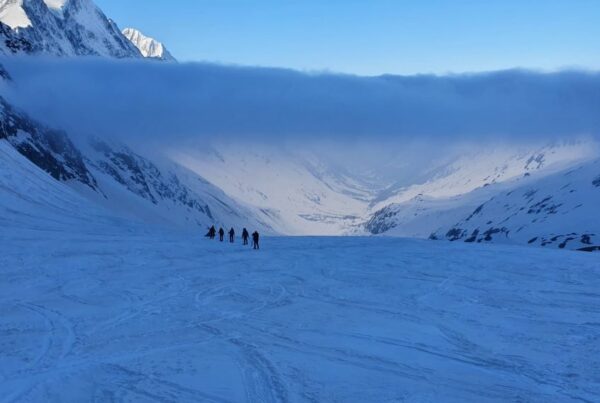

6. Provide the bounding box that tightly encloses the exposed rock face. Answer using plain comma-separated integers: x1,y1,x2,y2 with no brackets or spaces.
89,139,214,219
0,96,98,189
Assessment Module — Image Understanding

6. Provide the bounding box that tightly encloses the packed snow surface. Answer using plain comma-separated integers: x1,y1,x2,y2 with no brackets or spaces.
2,223,599,401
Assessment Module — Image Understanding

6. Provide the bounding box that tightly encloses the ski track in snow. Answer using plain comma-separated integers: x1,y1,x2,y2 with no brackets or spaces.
1,229,599,402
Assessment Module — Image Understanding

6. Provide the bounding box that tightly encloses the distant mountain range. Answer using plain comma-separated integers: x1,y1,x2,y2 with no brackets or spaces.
0,0,598,251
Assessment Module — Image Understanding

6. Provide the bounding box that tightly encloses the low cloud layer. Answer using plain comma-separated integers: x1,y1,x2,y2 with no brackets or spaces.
3,57,600,144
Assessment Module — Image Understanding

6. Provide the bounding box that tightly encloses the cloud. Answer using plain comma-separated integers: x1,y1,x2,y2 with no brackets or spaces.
2,57,600,144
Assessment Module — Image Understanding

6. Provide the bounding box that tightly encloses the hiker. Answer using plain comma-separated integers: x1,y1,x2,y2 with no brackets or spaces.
242,228,249,245
252,231,260,250
206,225,216,239
219,227,225,242
229,227,235,243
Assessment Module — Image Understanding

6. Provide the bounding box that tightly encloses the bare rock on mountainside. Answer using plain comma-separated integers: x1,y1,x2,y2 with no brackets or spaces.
0,95,99,189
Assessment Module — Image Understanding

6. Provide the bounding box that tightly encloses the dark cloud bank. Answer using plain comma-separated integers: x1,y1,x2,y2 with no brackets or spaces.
3,57,600,144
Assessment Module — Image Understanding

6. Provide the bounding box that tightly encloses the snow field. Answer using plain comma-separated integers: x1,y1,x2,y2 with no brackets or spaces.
1,228,599,402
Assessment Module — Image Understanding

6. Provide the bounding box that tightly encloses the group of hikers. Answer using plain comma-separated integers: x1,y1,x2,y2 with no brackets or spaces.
205,225,260,249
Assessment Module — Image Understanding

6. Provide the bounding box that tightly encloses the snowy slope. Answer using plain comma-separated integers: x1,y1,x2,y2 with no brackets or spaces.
171,144,376,235
0,95,98,190
0,139,126,230
1,206,599,401
430,158,600,251
122,27,175,61
0,68,273,232
0,0,141,57
2,111,600,400
365,141,600,250
170,140,600,244
76,138,275,232
370,142,596,210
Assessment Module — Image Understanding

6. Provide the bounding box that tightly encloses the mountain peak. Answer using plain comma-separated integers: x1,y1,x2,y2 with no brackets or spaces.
0,0,142,58
122,27,175,62
0,0,32,29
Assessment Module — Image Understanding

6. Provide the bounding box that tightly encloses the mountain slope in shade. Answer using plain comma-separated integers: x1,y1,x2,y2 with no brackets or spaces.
122,27,175,61
0,0,141,58
76,138,274,232
0,63,273,233
0,95,99,190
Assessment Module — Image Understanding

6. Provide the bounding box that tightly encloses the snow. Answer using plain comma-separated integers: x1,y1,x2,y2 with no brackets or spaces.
371,141,598,210
42,0,67,9
169,141,600,241
428,157,600,249
42,0,68,18
2,231,599,401
2,140,600,402
171,144,375,235
365,141,600,243
122,27,175,61
0,0,142,58
0,0,32,29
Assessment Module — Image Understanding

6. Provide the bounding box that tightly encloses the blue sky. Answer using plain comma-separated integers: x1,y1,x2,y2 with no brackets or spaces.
96,0,600,76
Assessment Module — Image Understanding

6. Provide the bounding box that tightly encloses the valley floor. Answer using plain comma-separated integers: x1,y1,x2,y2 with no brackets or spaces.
1,229,599,402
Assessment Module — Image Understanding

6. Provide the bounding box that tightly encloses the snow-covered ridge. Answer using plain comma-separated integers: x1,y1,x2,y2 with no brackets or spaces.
0,0,31,29
430,158,600,251
122,27,175,61
0,0,142,57
364,141,600,251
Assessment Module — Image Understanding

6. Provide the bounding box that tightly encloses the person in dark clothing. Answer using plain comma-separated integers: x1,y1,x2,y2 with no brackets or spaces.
242,228,249,245
229,227,235,243
252,231,260,250
206,225,216,239
219,227,225,242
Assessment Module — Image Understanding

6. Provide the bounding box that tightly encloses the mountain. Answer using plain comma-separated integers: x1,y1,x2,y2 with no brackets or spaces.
1,0,599,252
0,94,98,190
77,138,274,231
364,142,600,251
122,27,175,61
0,62,273,232
429,158,600,251
0,0,141,57
170,144,376,235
